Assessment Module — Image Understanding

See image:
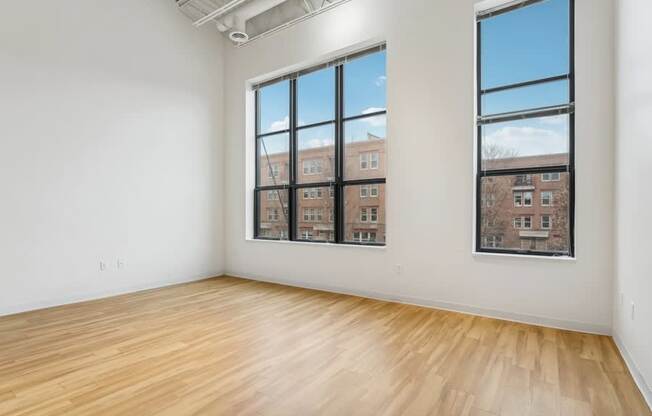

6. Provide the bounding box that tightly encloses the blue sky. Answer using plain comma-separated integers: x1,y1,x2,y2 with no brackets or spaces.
258,0,570,160
259,51,386,154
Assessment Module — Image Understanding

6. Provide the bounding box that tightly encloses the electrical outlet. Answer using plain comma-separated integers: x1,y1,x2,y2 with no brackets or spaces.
630,302,635,320
393,264,402,275
117,258,125,269
99,261,107,271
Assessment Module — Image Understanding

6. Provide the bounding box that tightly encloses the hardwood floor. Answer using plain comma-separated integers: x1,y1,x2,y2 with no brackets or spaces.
0,277,649,416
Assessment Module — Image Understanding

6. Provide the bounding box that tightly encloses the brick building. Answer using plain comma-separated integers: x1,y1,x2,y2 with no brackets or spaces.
481,153,570,253
258,133,386,243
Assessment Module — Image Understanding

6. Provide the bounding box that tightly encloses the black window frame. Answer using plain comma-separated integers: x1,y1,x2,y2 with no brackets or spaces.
253,44,387,246
475,0,575,257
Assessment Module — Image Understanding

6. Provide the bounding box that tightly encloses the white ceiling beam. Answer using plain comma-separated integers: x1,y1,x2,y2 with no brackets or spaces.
193,0,249,27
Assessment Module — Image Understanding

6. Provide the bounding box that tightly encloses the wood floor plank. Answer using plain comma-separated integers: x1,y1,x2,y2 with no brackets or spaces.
0,276,649,416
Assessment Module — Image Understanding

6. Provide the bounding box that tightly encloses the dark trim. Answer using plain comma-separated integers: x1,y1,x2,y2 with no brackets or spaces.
296,119,336,131
568,0,576,257
342,110,387,122
479,247,571,257
480,165,568,177
481,74,569,95
254,45,386,246
475,0,575,258
478,103,573,125
252,43,386,90
477,0,546,20
342,178,386,186
288,78,297,241
256,128,290,139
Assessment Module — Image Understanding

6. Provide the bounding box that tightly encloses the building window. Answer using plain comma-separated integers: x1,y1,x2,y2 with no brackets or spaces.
267,208,279,222
514,191,533,207
360,208,368,223
541,215,551,229
541,191,553,206
254,45,386,245
514,216,532,229
476,0,573,256
302,159,322,175
303,187,322,199
303,208,323,222
353,231,377,242
483,235,503,248
542,172,561,182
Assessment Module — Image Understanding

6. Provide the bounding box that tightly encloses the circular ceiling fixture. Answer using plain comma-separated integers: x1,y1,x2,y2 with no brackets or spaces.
229,31,249,43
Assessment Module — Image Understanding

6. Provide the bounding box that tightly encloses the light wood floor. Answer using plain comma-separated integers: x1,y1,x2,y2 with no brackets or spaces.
0,277,649,416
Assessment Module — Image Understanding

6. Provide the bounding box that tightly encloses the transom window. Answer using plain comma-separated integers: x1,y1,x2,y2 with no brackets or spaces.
476,0,574,257
254,45,387,245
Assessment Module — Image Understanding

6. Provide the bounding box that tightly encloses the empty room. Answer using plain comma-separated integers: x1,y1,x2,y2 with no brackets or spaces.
1,0,651,415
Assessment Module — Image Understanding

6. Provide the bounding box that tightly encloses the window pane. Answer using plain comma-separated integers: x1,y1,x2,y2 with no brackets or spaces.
297,123,335,184
296,186,335,242
297,67,335,126
481,114,569,171
258,132,289,186
344,184,386,244
257,189,289,240
344,50,386,118
481,80,569,116
481,0,569,89
344,115,386,180
258,81,289,135
480,173,570,254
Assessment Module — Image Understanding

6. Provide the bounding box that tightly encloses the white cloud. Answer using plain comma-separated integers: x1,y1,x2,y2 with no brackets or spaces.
305,138,334,149
375,75,387,87
484,126,567,156
538,115,568,126
268,116,289,132
362,107,386,114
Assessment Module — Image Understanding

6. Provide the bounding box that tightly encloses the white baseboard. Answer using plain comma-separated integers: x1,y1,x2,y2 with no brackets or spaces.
0,271,225,317
225,271,611,336
613,334,652,411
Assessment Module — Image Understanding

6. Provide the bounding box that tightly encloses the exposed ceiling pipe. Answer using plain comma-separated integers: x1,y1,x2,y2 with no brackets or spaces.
213,0,287,33
302,0,315,13
193,0,249,27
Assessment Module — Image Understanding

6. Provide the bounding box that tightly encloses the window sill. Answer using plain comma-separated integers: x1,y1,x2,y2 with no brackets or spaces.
472,251,576,262
246,238,387,250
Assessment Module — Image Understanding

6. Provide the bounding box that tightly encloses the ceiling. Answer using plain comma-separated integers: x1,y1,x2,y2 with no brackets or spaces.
176,0,348,46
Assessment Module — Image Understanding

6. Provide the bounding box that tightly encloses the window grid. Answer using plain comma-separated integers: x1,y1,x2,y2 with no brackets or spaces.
475,0,575,257
254,46,386,246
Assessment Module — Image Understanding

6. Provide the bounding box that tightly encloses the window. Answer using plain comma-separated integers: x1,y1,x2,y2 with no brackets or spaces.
267,208,280,222
513,191,533,207
542,172,561,182
360,184,379,198
483,235,503,248
541,191,553,206
541,215,551,229
254,45,386,245
476,0,573,256
514,216,532,229
303,208,323,222
302,159,323,175
353,231,377,242
360,208,368,223
303,188,323,199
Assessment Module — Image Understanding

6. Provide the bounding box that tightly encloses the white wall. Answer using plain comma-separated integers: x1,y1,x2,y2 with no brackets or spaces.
614,0,652,405
223,0,615,334
0,0,226,315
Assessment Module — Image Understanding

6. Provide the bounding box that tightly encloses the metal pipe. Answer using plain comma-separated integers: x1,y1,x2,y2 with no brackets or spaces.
193,0,249,27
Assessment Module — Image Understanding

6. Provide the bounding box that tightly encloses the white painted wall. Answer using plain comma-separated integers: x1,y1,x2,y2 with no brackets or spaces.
223,0,615,333
614,0,652,405
0,0,226,315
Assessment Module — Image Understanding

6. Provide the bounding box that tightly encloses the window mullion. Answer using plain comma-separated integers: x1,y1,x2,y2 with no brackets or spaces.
335,64,344,243
288,78,297,241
